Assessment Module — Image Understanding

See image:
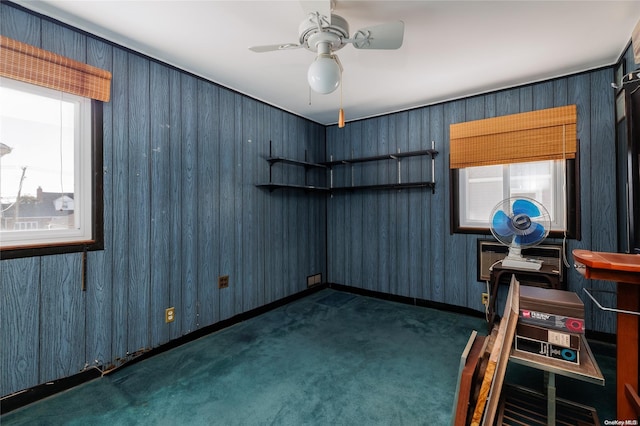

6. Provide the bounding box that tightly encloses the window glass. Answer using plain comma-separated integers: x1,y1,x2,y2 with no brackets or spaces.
458,160,565,231
0,77,93,249
463,165,503,223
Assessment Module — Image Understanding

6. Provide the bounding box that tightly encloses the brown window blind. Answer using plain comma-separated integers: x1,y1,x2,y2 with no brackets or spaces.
449,105,577,169
0,35,111,102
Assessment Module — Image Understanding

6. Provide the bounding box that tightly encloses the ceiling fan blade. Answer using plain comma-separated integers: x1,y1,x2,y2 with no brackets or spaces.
300,0,332,24
352,21,404,50
249,43,303,53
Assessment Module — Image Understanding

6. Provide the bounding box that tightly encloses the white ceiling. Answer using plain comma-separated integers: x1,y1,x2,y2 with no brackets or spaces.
13,0,640,125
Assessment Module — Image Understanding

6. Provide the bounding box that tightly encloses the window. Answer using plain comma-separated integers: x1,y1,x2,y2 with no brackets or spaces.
0,35,110,258
0,78,103,256
449,105,580,239
458,160,565,230
451,157,580,238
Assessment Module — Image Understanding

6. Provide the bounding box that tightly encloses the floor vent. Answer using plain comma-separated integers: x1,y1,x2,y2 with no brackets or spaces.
307,273,322,288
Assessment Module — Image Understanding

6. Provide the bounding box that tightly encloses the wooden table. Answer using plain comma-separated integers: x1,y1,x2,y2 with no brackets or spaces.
487,262,563,332
572,249,640,421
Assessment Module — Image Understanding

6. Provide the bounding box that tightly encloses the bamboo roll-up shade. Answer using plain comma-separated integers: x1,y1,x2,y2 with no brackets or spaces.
449,105,577,169
0,35,111,102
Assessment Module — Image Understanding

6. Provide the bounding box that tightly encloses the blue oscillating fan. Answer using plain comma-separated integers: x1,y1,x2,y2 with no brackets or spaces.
489,197,551,270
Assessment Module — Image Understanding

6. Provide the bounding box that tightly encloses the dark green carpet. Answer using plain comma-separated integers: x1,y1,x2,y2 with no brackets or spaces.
1,289,616,425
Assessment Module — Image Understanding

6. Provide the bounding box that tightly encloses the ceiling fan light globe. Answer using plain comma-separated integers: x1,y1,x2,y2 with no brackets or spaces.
307,56,341,94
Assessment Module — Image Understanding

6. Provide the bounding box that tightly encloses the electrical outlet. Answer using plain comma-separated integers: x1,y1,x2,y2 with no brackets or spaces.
165,307,175,323
218,275,229,289
481,293,489,306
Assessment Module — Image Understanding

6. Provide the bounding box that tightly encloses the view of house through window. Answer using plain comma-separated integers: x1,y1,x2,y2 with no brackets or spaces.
0,77,93,249
458,160,566,231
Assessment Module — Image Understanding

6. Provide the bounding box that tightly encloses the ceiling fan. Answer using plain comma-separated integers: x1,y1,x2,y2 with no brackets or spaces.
248,1,405,96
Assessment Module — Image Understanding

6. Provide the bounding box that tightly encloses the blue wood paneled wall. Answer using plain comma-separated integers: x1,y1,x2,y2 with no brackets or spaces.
0,1,628,399
0,4,326,397
326,67,619,335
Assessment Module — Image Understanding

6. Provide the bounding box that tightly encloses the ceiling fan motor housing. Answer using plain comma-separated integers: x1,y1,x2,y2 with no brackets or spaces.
299,14,349,52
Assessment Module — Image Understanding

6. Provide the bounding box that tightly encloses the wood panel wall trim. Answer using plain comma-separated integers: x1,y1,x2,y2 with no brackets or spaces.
450,105,577,169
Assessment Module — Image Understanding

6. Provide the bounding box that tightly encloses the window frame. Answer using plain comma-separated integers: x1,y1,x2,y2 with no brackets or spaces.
450,152,581,240
0,93,103,260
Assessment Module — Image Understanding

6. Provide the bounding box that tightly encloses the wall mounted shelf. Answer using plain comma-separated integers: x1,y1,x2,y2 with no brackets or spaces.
256,141,439,194
330,182,435,192
322,149,437,166
256,183,329,192
323,147,438,193
265,157,327,169
256,141,328,192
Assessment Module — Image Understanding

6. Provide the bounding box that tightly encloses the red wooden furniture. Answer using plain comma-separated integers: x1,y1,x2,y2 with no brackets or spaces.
573,249,640,421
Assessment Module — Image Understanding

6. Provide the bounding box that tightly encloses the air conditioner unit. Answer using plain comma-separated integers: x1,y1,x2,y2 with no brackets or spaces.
477,239,564,282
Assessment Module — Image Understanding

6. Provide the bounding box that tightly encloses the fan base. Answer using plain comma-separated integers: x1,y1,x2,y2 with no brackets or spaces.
501,257,543,270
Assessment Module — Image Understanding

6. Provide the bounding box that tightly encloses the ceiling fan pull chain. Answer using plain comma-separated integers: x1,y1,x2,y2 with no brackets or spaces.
338,69,345,128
